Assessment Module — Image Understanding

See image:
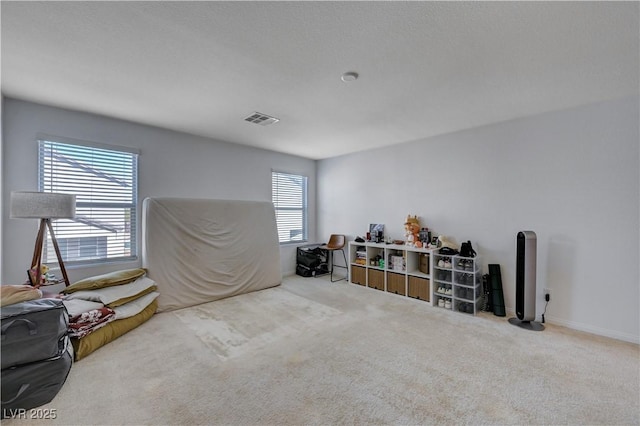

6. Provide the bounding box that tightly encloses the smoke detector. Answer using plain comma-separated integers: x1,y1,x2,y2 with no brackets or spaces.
341,71,359,82
244,112,280,126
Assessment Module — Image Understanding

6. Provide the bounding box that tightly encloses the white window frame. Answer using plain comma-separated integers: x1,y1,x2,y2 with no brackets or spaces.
272,171,308,244
38,136,139,266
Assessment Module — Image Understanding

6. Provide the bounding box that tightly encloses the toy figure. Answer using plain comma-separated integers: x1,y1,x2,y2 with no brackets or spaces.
28,264,55,287
404,215,422,247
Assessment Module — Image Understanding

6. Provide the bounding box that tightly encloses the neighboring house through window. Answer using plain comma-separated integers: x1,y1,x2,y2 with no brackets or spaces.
272,171,308,243
38,137,139,265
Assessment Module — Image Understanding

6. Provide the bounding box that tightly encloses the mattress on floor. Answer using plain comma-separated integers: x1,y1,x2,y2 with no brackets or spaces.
142,197,282,312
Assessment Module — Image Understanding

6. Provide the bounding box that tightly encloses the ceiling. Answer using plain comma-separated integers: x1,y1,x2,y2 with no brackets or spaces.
1,2,638,160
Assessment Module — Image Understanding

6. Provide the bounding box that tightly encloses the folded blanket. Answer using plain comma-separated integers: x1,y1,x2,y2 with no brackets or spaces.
69,307,116,338
113,292,159,320
63,299,104,318
1,285,42,307
72,299,158,361
64,276,157,307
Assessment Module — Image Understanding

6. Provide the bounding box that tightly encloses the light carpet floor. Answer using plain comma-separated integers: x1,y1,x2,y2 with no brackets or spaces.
7,275,639,425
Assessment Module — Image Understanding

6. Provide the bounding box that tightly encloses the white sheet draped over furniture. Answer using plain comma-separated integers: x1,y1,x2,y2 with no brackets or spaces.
142,197,282,312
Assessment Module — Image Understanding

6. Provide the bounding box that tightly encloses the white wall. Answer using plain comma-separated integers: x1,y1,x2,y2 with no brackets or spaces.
0,96,3,283
2,98,316,282
3,97,638,343
318,96,639,343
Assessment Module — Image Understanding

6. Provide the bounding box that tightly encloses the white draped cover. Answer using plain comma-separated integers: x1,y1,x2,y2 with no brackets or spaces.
142,197,282,312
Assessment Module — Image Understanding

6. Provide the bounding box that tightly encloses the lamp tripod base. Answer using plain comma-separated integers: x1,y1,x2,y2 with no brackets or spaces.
30,218,71,288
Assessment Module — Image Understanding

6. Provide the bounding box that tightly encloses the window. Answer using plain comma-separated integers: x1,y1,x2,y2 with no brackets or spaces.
57,236,108,261
38,138,138,265
272,171,308,244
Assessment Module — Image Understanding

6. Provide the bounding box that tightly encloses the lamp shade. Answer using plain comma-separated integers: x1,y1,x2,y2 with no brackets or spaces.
10,191,76,219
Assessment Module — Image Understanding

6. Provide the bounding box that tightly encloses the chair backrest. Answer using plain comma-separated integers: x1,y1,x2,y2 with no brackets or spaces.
327,234,346,250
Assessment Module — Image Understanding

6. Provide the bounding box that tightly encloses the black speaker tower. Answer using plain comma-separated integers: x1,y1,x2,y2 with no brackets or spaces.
509,231,544,331
488,264,505,317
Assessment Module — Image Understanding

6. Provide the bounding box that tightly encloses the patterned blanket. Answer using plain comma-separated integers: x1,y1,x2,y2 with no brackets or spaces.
68,307,116,338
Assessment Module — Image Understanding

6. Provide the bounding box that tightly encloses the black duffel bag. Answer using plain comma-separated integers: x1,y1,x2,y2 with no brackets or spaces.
1,299,69,370
296,264,314,277
1,337,73,417
296,250,321,269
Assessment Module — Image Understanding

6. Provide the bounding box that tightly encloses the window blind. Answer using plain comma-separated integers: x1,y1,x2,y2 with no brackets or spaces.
272,171,308,243
38,139,138,265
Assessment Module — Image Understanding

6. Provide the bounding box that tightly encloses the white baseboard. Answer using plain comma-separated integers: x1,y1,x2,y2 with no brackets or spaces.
503,305,639,344
544,315,639,344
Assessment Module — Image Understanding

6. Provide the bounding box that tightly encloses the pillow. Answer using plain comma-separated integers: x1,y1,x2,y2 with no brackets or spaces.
63,276,157,306
113,292,159,320
62,299,105,318
106,286,157,308
1,285,43,307
63,268,147,294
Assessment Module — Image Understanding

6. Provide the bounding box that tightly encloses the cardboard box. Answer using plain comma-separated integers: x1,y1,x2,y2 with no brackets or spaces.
419,253,430,274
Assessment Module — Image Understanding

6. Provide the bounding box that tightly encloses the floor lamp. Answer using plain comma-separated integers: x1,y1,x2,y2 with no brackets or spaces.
10,191,76,287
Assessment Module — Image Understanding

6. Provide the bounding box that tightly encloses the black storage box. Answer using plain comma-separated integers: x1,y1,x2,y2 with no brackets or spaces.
1,298,72,416
1,299,69,370
296,245,328,277
1,338,72,418
297,250,321,269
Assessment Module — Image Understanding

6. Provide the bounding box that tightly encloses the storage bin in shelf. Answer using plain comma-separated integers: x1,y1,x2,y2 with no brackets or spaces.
454,271,477,286
434,269,452,283
434,283,452,298
350,265,366,286
433,253,454,270
407,276,430,301
386,272,406,295
368,268,385,291
454,284,479,301
434,295,453,310
453,256,479,272
454,299,476,315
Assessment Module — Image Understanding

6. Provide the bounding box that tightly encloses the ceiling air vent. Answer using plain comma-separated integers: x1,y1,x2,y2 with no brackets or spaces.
244,111,280,126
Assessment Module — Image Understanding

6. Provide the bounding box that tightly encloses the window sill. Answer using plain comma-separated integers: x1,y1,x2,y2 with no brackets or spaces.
279,241,310,247
61,257,139,270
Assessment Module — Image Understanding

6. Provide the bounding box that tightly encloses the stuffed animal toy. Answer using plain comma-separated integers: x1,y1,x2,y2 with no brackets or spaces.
404,215,422,247
40,264,49,277
41,264,57,283
28,264,50,287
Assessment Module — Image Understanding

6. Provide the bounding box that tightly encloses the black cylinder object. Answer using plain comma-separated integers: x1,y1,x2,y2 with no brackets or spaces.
488,264,506,317
516,231,537,321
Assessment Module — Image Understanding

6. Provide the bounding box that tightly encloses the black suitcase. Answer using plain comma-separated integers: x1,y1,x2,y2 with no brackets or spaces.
1,299,69,370
1,338,73,417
